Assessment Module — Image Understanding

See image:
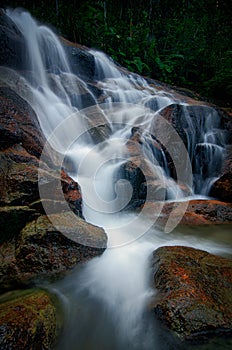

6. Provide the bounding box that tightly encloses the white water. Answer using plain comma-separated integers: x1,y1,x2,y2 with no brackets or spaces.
3,9,232,350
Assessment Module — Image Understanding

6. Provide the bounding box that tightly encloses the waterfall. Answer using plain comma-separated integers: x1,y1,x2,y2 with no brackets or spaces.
3,9,231,350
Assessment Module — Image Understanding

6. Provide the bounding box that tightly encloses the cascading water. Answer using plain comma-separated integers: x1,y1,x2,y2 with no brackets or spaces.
2,9,231,350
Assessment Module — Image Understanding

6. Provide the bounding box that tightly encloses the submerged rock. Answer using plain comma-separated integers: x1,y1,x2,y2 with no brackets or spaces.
150,246,232,341
0,289,60,349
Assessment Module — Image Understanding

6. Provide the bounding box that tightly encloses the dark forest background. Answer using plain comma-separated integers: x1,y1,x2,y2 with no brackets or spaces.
2,0,232,106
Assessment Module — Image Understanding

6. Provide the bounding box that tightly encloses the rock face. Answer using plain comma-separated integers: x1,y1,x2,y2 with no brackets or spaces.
0,289,60,349
151,246,232,341
0,86,45,157
0,9,25,70
0,11,107,292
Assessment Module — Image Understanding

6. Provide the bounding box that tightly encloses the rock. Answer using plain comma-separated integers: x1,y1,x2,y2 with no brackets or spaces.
0,213,107,291
209,145,232,203
0,206,37,243
0,82,83,213
0,289,60,349
0,86,46,158
60,169,83,216
210,173,232,203
0,143,83,227
141,200,232,228
0,147,40,206
61,37,95,81
0,9,26,70
150,246,232,341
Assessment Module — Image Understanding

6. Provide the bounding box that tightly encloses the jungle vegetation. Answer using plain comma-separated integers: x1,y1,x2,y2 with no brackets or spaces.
3,0,232,106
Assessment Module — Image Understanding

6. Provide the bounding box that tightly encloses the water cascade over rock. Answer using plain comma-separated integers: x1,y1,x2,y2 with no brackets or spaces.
0,8,232,350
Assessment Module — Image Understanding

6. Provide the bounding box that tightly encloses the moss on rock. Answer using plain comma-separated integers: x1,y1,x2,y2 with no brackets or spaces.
0,289,61,349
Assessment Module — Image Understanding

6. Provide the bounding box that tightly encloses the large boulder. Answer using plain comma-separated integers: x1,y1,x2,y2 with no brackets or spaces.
0,289,61,349
150,246,232,341
0,213,107,291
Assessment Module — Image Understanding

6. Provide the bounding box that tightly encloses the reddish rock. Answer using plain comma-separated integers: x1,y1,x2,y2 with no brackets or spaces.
142,200,232,228
0,87,45,158
0,289,60,349
151,246,232,341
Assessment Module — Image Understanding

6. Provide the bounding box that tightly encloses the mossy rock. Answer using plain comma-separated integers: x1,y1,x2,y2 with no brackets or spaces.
0,205,37,243
0,289,62,349
151,246,232,341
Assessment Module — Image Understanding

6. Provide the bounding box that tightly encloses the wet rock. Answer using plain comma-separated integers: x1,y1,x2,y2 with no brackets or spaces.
0,213,107,290
209,173,232,203
0,206,37,243
0,86,45,158
151,246,232,341
0,80,107,292
141,200,232,228
0,143,83,224
0,9,26,70
209,144,232,203
0,289,60,349
0,147,40,207
61,37,95,81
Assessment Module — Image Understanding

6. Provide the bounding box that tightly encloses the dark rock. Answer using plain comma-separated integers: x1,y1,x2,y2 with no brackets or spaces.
210,173,232,203
150,246,232,341
0,147,40,207
0,289,60,349
0,9,26,71
0,76,108,292
141,200,232,228
61,38,95,81
209,145,232,203
0,213,107,290
0,206,37,243
0,86,45,157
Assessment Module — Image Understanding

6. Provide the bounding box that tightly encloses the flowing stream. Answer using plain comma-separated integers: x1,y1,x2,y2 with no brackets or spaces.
3,9,232,350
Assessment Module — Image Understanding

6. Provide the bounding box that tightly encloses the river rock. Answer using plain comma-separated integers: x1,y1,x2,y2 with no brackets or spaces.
141,200,232,228
150,246,232,341
0,289,60,349
0,213,107,291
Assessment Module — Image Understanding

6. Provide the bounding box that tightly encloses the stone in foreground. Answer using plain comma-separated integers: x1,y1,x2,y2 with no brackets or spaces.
150,246,232,341
0,289,60,349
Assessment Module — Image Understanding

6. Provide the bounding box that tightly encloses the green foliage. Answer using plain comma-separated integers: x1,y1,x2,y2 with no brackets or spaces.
5,0,232,106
